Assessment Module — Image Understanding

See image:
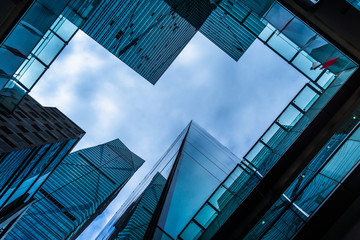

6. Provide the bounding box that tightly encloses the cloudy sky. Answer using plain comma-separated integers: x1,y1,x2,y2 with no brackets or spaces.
31,30,307,239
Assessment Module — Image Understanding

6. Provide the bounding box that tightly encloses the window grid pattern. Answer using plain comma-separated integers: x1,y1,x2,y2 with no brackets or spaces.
245,106,360,240
7,139,144,240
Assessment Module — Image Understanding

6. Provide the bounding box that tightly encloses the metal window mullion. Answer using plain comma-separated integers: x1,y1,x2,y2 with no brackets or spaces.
290,102,306,115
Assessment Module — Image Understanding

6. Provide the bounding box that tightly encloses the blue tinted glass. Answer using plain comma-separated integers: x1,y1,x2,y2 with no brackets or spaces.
158,123,238,238
51,17,77,42
267,33,299,60
17,58,46,89
277,105,303,129
347,0,360,10
293,85,319,111
35,34,65,65
8,140,143,240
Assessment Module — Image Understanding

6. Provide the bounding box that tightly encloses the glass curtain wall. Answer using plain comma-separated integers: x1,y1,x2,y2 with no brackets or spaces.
7,139,144,240
152,122,239,239
0,139,78,237
245,106,360,240
96,122,241,240
0,0,101,113
97,124,189,240
200,0,266,61
0,139,77,211
176,2,358,239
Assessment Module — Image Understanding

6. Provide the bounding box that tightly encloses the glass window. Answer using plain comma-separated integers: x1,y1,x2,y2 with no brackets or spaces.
18,58,46,90
222,166,242,189
0,48,26,75
294,174,337,215
303,36,327,56
293,85,319,112
0,80,27,112
262,209,304,240
321,139,360,181
36,34,65,66
22,1,57,34
245,142,267,162
179,221,203,240
277,105,303,130
208,185,228,211
292,51,323,80
267,34,298,61
316,70,335,89
51,17,78,42
194,203,218,228
261,123,287,149
264,2,294,32
281,17,316,48
258,25,274,42
4,24,41,55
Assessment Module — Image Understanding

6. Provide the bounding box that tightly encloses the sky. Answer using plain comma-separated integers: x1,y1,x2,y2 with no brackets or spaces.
31,30,307,239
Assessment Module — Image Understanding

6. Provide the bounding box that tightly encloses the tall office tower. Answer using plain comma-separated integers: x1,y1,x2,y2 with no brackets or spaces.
79,0,199,85
0,0,101,113
176,106,360,240
6,139,144,240
78,0,270,84
198,0,267,61
0,95,84,237
177,1,360,239
96,122,241,240
108,172,167,240
0,0,272,111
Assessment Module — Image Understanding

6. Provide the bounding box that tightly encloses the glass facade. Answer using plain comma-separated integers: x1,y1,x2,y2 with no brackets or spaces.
173,3,359,239
0,0,359,238
78,0,271,84
79,0,199,85
6,139,144,240
347,0,360,11
97,122,241,239
0,139,79,240
0,0,101,113
0,0,272,109
0,0,70,113
191,66,357,240
108,172,167,240
179,163,256,240
262,2,356,74
0,140,76,211
199,0,267,61
244,107,360,240
0,95,84,238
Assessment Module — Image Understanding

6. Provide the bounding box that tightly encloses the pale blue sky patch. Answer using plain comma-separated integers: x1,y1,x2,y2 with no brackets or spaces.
31,30,307,239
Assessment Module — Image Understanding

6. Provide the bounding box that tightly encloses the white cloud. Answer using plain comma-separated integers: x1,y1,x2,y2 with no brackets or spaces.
30,30,308,239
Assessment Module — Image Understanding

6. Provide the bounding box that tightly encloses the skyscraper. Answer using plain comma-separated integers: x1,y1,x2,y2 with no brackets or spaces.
6,139,144,240
0,0,101,113
95,1,360,239
0,0,273,112
78,0,269,84
97,122,241,240
1,0,360,239
107,172,166,240
0,95,84,237
174,1,360,239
